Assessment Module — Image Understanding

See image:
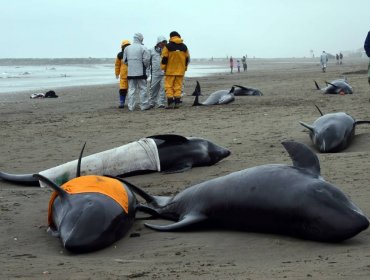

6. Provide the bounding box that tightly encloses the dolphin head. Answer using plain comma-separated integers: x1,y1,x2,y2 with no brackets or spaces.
36,173,135,253
313,123,347,153
203,139,231,165
299,179,369,242
57,193,130,253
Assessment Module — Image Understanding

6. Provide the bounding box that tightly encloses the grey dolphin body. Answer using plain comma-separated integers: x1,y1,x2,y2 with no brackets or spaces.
314,79,353,94
135,141,369,242
192,81,235,106
233,85,263,96
0,134,230,186
299,106,370,152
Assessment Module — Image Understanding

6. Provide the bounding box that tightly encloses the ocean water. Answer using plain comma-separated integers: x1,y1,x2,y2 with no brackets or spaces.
0,60,228,94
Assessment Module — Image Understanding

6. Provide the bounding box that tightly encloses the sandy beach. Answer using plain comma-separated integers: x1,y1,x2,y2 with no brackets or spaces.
1,57,370,279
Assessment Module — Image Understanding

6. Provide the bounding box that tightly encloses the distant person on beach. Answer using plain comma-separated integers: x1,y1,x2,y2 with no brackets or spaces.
229,56,234,73
161,31,190,109
336,54,339,64
339,52,343,64
242,56,247,72
237,60,241,73
364,31,370,101
320,51,328,72
123,33,151,111
115,39,130,109
148,36,167,108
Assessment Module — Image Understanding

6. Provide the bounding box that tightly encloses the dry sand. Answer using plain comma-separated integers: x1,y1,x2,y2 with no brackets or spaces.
1,57,370,279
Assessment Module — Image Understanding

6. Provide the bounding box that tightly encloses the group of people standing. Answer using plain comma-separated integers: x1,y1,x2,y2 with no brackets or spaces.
229,56,247,73
115,31,190,111
335,53,343,64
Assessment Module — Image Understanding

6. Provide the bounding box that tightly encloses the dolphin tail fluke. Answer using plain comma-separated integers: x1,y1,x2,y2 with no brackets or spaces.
33,174,68,198
0,172,39,186
144,213,207,231
299,121,314,132
314,104,324,116
314,80,320,90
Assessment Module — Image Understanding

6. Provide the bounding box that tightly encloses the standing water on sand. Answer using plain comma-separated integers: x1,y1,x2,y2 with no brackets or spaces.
0,59,229,93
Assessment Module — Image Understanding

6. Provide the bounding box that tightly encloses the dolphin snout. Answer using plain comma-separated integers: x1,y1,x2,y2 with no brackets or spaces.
60,202,107,253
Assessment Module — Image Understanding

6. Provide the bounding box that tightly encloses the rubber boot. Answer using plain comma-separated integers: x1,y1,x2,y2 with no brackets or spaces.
119,89,126,108
166,98,174,109
174,98,181,109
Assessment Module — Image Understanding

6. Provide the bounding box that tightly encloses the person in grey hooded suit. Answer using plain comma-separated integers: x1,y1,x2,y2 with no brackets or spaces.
148,36,167,108
123,33,151,111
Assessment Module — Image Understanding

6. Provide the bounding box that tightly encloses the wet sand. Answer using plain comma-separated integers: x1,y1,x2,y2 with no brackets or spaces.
1,57,370,279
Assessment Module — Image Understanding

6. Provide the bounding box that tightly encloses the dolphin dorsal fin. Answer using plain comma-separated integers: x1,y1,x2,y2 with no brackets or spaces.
33,174,68,199
299,121,314,132
229,86,235,93
76,142,86,177
191,81,201,96
281,141,320,177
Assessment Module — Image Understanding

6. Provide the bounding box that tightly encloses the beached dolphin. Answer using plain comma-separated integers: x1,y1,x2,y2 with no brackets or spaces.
233,85,263,96
314,78,353,94
0,134,230,187
33,145,146,253
133,141,369,242
299,105,370,152
192,81,235,106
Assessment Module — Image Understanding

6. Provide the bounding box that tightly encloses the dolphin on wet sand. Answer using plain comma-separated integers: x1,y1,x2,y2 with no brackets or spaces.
34,145,147,253
192,81,235,106
0,134,230,187
299,105,370,152
134,141,369,242
314,78,353,94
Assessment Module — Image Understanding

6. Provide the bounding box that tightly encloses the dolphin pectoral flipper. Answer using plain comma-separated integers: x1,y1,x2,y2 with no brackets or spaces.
162,162,192,173
281,141,321,177
233,85,248,89
327,82,339,88
299,121,314,132
355,120,370,125
144,213,207,231
148,134,189,145
0,172,39,186
314,81,321,90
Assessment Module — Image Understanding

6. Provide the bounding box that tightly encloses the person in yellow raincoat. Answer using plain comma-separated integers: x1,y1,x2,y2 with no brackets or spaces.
161,31,190,109
115,40,130,108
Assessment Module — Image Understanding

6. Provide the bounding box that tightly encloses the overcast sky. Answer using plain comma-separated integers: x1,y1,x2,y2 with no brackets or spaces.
1,0,369,59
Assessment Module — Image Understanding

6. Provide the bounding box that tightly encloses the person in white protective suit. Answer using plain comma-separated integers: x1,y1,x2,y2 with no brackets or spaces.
123,33,151,111
148,36,167,108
